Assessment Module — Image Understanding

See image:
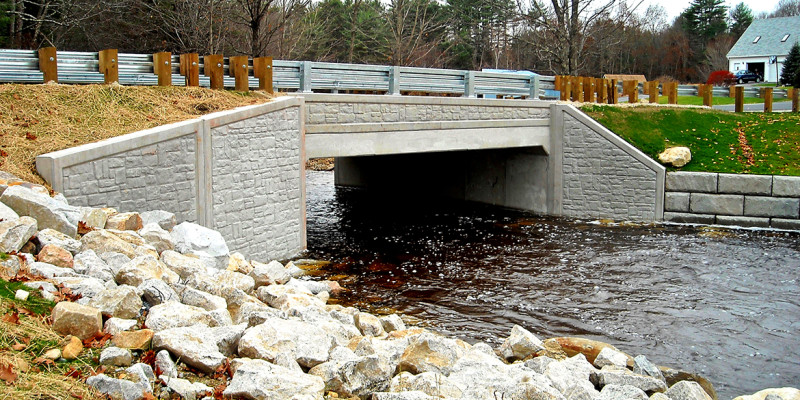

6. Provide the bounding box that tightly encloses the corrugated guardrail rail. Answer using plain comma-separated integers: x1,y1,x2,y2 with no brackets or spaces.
0,49,556,100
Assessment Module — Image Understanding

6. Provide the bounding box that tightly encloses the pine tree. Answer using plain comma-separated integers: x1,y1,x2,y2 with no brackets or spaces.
729,3,754,39
681,0,728,41
781,42,800,87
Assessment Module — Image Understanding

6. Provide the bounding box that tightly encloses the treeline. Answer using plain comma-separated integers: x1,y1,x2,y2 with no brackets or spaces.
0,0,798,82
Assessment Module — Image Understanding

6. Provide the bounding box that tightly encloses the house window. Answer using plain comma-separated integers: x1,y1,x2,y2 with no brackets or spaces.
753,36,761,43
782,34,791,42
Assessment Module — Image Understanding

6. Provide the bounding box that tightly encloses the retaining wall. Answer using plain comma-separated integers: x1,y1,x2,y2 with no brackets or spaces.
664,171,800,230
549,105,666,221
36,97,306,261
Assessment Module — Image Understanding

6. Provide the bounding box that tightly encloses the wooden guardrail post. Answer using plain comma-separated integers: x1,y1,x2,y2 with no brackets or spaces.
253,56,273,93
667,82,678,104
792,88,799,112
596,78,607,104
649,81,659,103
153,52,172,86
574,77,584,102
583,77,594,103
229,56,250,92
180,53,200,87
98,49,118,84
626,81,638,103
610,79,619,104
735,86,744,113
764,87,773,113
563,78,571,101
38,47,58,83
204,55,224,90
702,84,713,107
729,86,736,98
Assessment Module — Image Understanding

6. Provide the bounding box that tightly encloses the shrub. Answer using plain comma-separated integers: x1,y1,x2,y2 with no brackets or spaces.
707,70,735,87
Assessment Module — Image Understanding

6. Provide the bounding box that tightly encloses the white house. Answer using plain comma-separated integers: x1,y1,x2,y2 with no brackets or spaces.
727,16,800,83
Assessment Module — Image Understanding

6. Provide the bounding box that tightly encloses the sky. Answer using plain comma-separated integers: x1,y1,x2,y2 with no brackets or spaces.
642,0,782,21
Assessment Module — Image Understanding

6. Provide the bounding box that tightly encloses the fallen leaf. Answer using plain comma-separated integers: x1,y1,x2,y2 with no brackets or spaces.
25,132,37,141
77,221,94,235
2,312,20,325
0,363,18,383
64,367,83,380
11,343,26,351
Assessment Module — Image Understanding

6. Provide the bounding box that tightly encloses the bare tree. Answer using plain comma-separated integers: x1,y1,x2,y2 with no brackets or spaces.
7,0,122,48
699,34,734,80
137,0,231,54
384,0,449,66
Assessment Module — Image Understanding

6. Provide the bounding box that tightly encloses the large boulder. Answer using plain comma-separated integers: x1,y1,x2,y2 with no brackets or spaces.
256,284,326,311
223,358,325,400
138,279,179,306
99,346,134,367
659,147,692,168
115,255,178,287
665,381,714,400
170,222,230,269
0,216,37,253
397,332,469,376
36,228,81,254
81,230,136,258
87,285,142,319
177,285,227,311
139,210,176,232
498,324,545,361
590,369,667,393
72,250,115,282
390,371,463,399
145,301,231,332
51,276,107,300
0,185,80,237
86,374,150,400
238,317,334,368
159,250,209,279
28,262,79,279
309,346,394,398
152,324,246,373
186,270,254,295
52,302,102,340
248,260,291,287
138,223,174,254
36,244,73,269
598,384,648,400
354,312,386,337
594,347,629,368
0,202,19,222
105,212,143,231
734,388,800,400
79,207,112,231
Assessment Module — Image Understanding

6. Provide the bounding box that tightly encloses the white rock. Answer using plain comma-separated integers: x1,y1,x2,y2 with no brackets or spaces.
163,376,212,400
658,147,692,168
138,223,174,254
397,332,469,376
594,347,629,369
371,392,439,400
145,301,232,332
498,324,545,361
238,317,334,368
390,371,463,399
0,202,19,222
14,289,29,301
248,260,290,287
104,318,138,335
155,349,178,379
116,255,178,287
79,207,111,231
28,261,78,279
87,285,142,319
72,250,115,282
170,222,229,269
0,216,37,253
99,347,133,367
105,212,143,231
177,285,227,311
734,388,800,400
24,280,57,294
139,210,176,231
256,284,326,311
159,250,209,279
227,252,253,274
285,261,305,277
223,358,325,400
37,228,81,254
81,230,136,258
0,185,79,237
1,255,22,277
599,384,648,400
665,381,713,400
152,324,246,373
52,276,107,300
380,314,406,333
98,251,131,275
138,279,179,305
544,354,598,394
355,312,386,337
86,374,150,400
309,349,394,398
52,301,103,340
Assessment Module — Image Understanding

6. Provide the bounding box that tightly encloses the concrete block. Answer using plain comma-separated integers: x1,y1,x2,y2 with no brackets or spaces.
666,172,717,193
715,215,770,228
770,218,800,231
690,193,743,215
664,192,690,212
744,196,800,218
663,212,715,224
773,175,800,197
718,174,772,195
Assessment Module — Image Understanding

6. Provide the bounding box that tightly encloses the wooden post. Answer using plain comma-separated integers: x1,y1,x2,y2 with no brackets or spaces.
204,55,224,90
703,84,713,107
229,55,250,92
180,53,200,87
555,75,562,98
729,86,736,98
735,86,744,113
610,79,619,104
572,77,582,101
627,81,638,103
596,78,607,104
793,88,799,113
764,88,773,113
582,77,594,103
38,47,58,83
564,78,571,101
153,52,172,86
668,82,678,104
253,56,273,93
649,81,659,103
98,49,118,84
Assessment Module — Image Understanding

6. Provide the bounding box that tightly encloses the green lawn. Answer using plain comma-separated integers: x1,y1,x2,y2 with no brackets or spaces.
580,105,800,176
655,95,789,106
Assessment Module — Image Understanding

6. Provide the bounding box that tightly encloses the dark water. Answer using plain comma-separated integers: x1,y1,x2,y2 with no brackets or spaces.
300,171,800,399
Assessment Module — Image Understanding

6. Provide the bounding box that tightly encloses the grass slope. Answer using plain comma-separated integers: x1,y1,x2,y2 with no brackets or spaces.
581,105,800,175
0,84,271,185
655,95,789,106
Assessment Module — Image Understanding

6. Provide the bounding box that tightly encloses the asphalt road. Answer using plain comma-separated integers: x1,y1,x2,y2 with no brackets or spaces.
713,101,794,112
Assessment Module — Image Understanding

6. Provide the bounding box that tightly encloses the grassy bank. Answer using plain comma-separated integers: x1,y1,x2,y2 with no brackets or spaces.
0,84,271,185
581,105,800,175
655,95,789,106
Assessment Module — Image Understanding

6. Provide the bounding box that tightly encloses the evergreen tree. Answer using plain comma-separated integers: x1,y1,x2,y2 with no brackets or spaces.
729,3,753,39
781,42,800,87
681,0,728,41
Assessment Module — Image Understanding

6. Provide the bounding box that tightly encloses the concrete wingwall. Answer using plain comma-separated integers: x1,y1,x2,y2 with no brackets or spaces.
36,97,306,262
549,104,666,221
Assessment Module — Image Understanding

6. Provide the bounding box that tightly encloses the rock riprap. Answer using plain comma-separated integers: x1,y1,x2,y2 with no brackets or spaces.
0,170,794,400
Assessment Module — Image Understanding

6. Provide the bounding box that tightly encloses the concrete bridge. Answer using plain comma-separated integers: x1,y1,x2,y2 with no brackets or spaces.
37,95,665,262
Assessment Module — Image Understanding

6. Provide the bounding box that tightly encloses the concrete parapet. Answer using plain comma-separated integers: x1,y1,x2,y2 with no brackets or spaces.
663,212,715,224
666,172,717,193
718,173,772,195
771,218,800,230
715,215,770,228
690,193,743,215
773,175,800,197
744,196,800,218
664,192,690,212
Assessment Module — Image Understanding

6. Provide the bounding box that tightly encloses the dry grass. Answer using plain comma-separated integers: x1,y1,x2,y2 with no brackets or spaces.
0,83,272,186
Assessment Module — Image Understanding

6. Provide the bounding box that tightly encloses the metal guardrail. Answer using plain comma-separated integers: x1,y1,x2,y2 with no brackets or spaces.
0,49,555,100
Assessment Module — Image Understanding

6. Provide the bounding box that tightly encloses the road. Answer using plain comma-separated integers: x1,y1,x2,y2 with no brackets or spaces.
712,101,794,112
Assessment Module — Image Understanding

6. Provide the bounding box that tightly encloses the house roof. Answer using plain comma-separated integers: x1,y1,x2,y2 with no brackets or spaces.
727,16,800,59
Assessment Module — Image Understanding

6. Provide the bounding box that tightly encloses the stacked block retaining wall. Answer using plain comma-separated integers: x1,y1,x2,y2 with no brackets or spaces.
36,97,306,261
664,171,800,230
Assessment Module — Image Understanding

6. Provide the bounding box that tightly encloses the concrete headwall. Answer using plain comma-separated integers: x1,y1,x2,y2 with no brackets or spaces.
549,105,666,221
664,172,800,230
36,97,306,261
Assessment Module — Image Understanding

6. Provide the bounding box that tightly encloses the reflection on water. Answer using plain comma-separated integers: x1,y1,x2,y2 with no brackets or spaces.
301,171,800,399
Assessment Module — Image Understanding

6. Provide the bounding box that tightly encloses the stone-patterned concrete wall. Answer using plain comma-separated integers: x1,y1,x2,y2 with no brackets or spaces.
558,110,664,221
210,106,304,263
61,134,197,223
664,172,800,230
300,94,550,125
37,97,305,261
